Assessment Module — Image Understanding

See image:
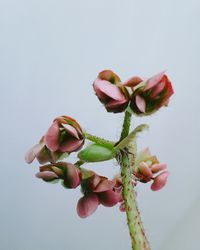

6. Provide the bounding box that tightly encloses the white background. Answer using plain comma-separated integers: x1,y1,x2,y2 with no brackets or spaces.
0,0,200,249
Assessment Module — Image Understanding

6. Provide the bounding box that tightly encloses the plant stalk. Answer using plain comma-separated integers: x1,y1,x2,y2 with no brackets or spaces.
119,111,150,250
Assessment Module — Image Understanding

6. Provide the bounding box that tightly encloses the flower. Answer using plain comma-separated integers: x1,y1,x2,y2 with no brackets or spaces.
36,162,81,188
135,148,169,191
129,72,174,115
93,70,129,113
25,136,66,164
25,116,84,164
77,171,122,218
45,116,84,153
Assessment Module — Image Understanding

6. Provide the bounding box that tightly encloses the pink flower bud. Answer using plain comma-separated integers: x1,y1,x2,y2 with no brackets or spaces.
93,70,129,113
151,171,169,191
45,116,84,153
130,72,174,115
37,162,81,189
77,172,121,218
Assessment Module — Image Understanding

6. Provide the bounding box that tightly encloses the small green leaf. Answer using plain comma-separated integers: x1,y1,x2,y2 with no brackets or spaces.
115,124,149,151
78,143,115,162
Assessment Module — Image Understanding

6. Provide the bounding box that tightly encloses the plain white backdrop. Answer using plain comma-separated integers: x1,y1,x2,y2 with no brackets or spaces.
0,0,200,249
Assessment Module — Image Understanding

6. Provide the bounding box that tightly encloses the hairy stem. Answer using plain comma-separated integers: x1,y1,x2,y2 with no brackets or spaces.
119,111,150,250
84,132,115,149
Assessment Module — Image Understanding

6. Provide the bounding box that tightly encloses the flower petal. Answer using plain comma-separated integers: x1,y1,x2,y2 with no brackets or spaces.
60,138,84,153
44,122,60,152
138,162,153,180
98,70,121,83
123,76,143,87
63,163,81,188
151,171,169,191
150,163,167,173
135,95,146,113
144,71,165,91
61,123,80,139
93,79,125,101
98,190,120,207
25,142,45,164
77,193,99,218
93,179,114,193
36,171,59,181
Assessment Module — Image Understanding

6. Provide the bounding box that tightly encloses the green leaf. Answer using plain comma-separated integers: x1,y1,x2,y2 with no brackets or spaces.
115,124,149,151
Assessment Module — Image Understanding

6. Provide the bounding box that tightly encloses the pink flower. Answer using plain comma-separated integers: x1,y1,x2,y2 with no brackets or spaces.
25,116,84,164
77,171,121,218
135,148,169,191
36,162,81,188
93,70,129,113
45,116,84,153
129,72,174,115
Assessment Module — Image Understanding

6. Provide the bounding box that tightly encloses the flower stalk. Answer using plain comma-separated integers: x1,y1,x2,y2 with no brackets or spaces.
119,111,150,250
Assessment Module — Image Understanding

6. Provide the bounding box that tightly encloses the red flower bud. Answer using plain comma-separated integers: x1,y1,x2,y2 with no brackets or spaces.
93,70,129,113
130,72,174,115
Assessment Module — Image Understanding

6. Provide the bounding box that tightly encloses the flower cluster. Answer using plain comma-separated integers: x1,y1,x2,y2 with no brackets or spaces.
134,148,169,191
25,115,123,218
93,70,174,115
25,69,173,220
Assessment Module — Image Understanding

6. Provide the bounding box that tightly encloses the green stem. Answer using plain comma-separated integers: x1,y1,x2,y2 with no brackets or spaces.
119,111,150,250
84,132,115,149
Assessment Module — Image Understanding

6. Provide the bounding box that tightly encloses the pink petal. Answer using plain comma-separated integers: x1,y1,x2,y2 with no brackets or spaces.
151,171,169,191
61,123,80,139
93,179,114,193
63,163,81,188
138,163,153,180
123,76,143,87
98,70,121,83
135,95,146,113
150,163,167,173
77,193,99,218
36,171,59,181
144,71,165,91
150,80,166,99
44,122,60,152
25,142,45,164
106,98,127,109
98,190,121,207
93,79,125,101
60,138,84,153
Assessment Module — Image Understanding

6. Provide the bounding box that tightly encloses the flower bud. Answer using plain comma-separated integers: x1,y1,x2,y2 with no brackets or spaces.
45,116,85,153
78,143,115,162
77,172,121,218
36,162,81,189
130,72,174,115
135,148,169,191
93,70,129,113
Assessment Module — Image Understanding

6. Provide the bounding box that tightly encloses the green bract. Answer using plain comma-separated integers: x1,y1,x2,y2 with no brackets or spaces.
78,143,115,162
